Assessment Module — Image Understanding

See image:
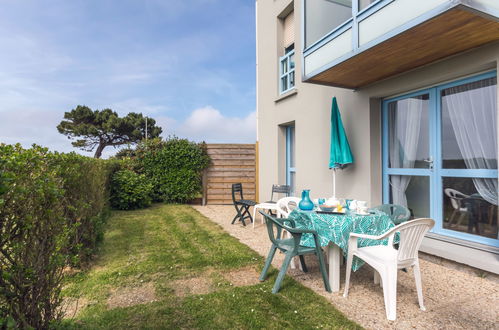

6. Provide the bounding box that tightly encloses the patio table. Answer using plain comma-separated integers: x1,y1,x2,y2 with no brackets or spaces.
288,208,395,292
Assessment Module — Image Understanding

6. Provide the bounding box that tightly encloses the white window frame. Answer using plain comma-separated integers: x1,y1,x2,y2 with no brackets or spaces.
279,49,295,94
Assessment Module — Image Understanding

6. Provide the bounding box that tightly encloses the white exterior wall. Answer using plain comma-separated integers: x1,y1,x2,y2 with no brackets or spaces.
256,0,499,273
257,0,378,205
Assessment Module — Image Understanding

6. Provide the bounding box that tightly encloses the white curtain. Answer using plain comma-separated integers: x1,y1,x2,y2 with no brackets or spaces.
389,98,424,207
442,79,498,206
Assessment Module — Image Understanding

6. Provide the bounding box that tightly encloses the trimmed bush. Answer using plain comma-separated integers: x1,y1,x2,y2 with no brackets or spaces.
52,154,119,264
110,169,153,210
134,137,210,203
0,144,116,328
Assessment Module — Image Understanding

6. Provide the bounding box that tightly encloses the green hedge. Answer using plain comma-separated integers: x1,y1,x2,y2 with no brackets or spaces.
116,137,210,205
138,138,210,203
0,144,117,328
110,169,153,210
0,138,209,326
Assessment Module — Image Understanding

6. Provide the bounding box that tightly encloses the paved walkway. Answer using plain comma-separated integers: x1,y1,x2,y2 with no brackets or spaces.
193,205,499,330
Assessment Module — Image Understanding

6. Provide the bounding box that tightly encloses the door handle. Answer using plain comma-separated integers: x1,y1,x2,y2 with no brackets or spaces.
423,157,433,170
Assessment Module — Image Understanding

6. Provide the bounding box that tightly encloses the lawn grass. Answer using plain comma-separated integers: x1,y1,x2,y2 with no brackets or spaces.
60,204,361,329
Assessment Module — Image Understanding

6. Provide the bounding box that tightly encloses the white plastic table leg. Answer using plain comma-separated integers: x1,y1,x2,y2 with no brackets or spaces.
328,242,341,292
374,270,381,285
252,206,259,229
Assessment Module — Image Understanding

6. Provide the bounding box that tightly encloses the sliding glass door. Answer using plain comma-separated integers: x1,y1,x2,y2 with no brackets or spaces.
383,91,433,220
383,72,498,247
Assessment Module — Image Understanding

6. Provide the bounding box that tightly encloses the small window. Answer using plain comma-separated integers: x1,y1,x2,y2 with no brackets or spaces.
280,44,295,94
279,10,295,94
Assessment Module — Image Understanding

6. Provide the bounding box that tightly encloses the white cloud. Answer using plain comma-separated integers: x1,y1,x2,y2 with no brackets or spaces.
169,106,255,143
106,98,169,116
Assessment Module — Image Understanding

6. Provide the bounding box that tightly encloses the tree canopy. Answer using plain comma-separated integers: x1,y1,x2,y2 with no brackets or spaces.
57,105,162,158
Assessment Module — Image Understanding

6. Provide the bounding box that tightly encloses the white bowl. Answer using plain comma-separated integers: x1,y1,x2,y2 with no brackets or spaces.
319,205,335,212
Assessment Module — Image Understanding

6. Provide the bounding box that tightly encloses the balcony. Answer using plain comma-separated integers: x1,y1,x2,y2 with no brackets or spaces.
302,0,499,89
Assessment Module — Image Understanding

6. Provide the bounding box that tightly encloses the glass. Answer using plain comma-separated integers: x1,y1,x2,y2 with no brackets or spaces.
281,58,288,73
305,0,353,48
289,71,295,88
388,94,430,169
359,0,378,11
287,125,296,196
442,177,498,239
389,175,429,218
289,126,295,168
441,77,497,169
281,76,288,91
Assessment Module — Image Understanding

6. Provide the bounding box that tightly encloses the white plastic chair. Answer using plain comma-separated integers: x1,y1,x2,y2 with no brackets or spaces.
252,202,281,229
252,185,292,229
276,196,301,218
444,188,469,227
343,218,435,321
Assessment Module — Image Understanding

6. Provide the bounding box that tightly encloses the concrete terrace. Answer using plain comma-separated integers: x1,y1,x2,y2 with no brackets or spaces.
194,205,499,330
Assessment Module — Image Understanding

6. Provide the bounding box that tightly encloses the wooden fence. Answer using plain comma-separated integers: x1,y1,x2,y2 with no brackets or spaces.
203,144,256,205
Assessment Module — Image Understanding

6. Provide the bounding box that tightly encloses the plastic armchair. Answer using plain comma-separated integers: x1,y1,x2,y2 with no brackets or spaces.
372,204,411,225
444,188,469,227
252,188,295,228
343,218,435,320
252,202,281,229
276,196,302,269
258,211,331,294
266,184,291,204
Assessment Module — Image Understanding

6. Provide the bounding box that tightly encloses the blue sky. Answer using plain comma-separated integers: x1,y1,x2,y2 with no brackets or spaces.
0,0,256,157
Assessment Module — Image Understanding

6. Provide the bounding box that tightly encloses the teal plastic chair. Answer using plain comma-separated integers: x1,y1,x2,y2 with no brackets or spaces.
372,204,411,225
258,211,331,294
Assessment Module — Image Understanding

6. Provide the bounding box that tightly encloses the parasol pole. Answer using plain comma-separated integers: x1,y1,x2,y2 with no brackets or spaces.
332,168,336,199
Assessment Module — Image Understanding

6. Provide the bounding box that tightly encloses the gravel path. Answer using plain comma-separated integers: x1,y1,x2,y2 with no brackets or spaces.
193,205,499,330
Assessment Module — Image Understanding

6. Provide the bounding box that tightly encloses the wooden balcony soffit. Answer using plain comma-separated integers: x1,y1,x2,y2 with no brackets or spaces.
307,7,499,89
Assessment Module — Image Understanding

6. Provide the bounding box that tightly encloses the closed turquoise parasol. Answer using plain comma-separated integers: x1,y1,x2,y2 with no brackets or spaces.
329,97,354,197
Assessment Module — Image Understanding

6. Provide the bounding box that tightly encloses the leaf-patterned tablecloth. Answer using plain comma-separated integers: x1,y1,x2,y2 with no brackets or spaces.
288,208,395,271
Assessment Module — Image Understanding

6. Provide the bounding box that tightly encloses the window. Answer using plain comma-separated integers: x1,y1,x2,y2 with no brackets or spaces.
279,11,295,94
280,45,295,94
286,125,296,195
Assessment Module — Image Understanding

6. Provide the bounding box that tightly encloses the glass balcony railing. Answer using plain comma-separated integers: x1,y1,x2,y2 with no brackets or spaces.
304,0,353,49
302,0,499,88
